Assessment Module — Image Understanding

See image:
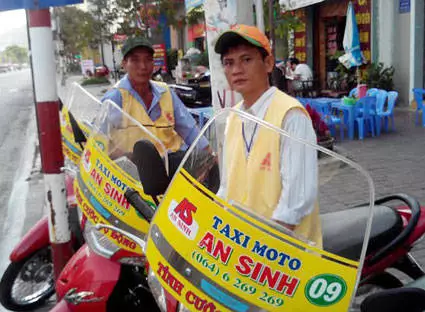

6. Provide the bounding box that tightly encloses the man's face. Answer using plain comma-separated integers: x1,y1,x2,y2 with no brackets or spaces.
122,47,154,85
290,62,297,71
222,44,273,95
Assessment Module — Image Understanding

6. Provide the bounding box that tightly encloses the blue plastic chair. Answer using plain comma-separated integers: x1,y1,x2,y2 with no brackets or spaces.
366,88,379,97
349,87,358,98
412,88,425,127
374,91,397,133
311,100,344,140
354,96,376,140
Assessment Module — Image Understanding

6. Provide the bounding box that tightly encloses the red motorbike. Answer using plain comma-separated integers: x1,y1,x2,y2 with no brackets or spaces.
0,83,101,311
0,172,83,311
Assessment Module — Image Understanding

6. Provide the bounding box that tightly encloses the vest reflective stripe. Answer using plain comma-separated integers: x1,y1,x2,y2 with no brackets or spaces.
224,90,323,247
117,81,184,153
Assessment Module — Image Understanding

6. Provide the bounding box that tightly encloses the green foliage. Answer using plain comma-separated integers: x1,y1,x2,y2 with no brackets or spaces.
57,7,101,56
264,0,301,39
186,6,205,26
329,51,395,92
364,62,395,91
88,0,187,38
81,76,110,86
328,50,357,91
1,45,27,64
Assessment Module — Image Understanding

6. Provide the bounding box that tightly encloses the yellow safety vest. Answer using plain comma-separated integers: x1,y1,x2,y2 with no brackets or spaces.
224,90,322,247
113,81,184,154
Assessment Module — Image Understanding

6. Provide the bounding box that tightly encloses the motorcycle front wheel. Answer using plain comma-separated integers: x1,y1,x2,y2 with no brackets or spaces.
0,247,55,311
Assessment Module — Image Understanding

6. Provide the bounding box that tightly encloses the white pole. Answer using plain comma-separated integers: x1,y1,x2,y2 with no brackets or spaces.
204,0,255,111
256,0,265,32
27,9,72,280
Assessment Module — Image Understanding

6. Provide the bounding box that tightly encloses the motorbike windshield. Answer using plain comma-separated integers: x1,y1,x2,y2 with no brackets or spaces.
74,99,168,256
60,82,102,165
145,108,375,311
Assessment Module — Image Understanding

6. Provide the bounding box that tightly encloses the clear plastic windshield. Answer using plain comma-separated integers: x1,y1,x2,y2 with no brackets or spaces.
74,99,169,257
145,108,375,311
64,82,103,130
60,82,102,166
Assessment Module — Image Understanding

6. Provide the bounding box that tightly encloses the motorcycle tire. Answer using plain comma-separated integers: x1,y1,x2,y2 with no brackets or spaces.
0,247,55,311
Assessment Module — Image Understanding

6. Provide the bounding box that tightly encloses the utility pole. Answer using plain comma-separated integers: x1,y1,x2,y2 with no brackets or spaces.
27,8,73,280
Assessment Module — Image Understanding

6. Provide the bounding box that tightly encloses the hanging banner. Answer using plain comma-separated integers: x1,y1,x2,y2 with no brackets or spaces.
353,0,371,62
294,9,307,62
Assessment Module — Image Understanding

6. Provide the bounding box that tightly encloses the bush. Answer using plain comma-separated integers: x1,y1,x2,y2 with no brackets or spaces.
80,76,110,86
364,62,395,91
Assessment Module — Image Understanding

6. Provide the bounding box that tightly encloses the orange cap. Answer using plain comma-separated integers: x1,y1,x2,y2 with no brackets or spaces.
214,24,272,56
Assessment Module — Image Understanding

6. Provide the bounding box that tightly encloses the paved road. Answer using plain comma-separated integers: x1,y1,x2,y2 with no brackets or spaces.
0,69,34,228
0,69,46,312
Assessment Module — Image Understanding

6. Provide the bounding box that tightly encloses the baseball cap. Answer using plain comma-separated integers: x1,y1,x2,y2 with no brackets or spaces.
121,36,154,57
214,24,272,56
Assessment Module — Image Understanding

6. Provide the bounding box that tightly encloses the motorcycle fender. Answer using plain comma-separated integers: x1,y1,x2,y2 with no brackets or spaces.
10,216,49,262
56,244,120,311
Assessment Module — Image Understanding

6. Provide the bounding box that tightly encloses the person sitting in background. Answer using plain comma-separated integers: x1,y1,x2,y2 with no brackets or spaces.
287,57,313,95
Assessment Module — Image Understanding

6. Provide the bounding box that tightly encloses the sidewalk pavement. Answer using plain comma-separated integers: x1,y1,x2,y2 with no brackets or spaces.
57,74,112,102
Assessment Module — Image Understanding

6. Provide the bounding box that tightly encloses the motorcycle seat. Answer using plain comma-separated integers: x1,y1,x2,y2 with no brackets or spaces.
321,205,403,261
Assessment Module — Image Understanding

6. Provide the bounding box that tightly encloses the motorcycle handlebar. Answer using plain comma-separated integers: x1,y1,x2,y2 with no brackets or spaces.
124,188,155,223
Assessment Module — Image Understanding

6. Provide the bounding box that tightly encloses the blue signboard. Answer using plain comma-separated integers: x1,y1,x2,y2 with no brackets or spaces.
185,0,204,12
399,0,410,13
0,0,83,12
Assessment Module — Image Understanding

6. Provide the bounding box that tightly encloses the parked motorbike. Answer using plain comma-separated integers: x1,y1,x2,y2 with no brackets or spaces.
49,99,175,311
0,83,102,311
51,107,425,311
168,70,211,108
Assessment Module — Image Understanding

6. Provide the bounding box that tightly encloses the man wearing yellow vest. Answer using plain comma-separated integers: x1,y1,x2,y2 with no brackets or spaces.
102,36,208,174
215,25,322,247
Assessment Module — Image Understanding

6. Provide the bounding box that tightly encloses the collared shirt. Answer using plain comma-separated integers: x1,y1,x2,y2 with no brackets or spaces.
218,87,318,225
101,75,207,151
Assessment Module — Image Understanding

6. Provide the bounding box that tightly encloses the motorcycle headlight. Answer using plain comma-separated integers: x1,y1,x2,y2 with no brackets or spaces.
147,268,167,312
83,219,120,259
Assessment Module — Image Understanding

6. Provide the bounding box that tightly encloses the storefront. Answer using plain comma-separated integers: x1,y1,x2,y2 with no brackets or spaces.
185,0,206,50
188,22,206,51
290,0,372,91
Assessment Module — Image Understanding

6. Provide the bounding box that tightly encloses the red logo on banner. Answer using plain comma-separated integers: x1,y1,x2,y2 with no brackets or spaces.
173,198,197,226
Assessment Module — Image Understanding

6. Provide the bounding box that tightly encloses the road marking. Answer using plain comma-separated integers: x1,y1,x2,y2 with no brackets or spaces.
0,115,37,292
9,88,18,93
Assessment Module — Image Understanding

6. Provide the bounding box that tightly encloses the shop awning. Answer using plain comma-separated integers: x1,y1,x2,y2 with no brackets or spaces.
279,0,326,11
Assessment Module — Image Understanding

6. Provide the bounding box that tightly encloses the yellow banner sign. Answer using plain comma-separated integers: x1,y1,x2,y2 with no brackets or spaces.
75,135,156,254
146,169,359,311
